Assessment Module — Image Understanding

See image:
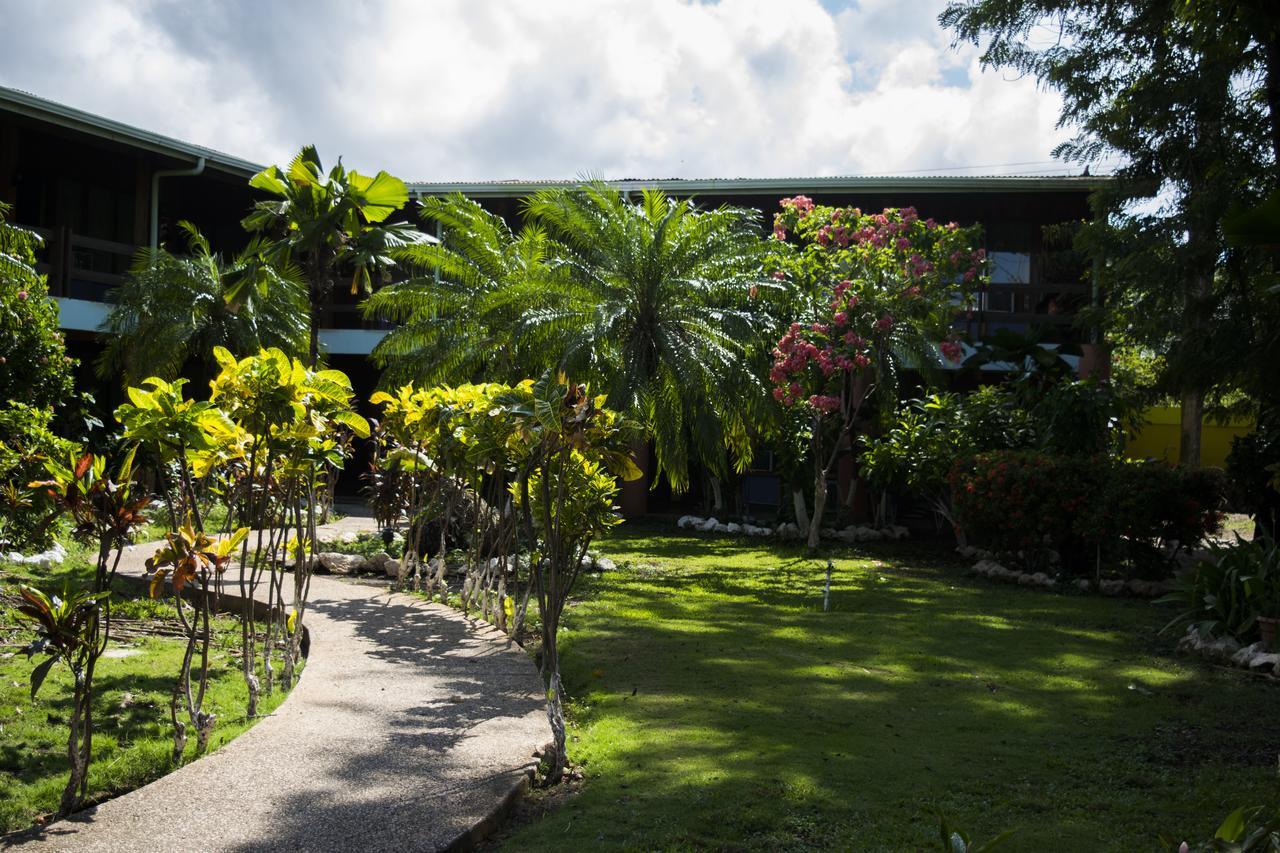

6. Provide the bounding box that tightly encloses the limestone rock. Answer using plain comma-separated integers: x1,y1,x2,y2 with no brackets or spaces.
700,517,720,532
318,551,369,575
594,557,617,572
676,515,702,530
384,558,401,579
725,523,742,534
1098,579,1126,596
1202,635,1241,663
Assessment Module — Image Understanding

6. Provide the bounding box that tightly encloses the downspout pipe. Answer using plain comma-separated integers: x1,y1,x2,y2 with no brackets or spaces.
150,156,207,251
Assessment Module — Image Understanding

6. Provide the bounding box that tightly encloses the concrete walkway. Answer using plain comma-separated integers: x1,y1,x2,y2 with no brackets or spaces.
4,515,549,852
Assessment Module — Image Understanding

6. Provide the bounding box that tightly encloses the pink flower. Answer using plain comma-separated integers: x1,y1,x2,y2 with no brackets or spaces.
832,311,848,326
789,382,802,398
874,314,894,333
772,270,786,281
16,290,28,301
809,395,841,413
749,285,759,299
810,322,827,333
772,387,785,401
895,237,911,251
772,226,787,240
940,341,963,362
853,353,870,368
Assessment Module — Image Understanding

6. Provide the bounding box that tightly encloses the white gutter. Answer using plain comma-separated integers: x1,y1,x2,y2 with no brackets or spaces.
150,157,206,250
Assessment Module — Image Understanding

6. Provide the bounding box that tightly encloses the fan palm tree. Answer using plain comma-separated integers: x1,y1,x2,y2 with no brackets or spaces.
362,193,561,387
519,183,774,492
97,222,309,386
240,145,425,365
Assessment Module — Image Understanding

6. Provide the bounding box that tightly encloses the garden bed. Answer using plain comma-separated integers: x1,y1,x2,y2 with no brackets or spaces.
0,550,291,834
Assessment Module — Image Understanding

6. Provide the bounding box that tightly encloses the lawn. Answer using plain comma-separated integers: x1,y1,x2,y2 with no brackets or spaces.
0,542,290,834
499,526,1279,852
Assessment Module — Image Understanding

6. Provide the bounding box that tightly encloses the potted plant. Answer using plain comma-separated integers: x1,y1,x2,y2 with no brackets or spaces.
1244,535,1280,651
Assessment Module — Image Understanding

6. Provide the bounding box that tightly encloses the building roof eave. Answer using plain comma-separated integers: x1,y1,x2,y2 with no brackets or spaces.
408,175,1110,198
0,85,264,178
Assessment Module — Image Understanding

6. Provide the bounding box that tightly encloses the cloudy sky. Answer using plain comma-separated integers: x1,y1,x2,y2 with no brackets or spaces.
0,0,1083,182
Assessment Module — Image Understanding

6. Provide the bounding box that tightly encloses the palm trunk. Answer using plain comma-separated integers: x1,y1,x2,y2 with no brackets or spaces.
792,487,810,536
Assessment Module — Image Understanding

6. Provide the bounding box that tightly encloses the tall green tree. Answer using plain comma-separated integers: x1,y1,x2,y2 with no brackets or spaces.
97,222,309,386
941,0,1276,464
240,145,423,365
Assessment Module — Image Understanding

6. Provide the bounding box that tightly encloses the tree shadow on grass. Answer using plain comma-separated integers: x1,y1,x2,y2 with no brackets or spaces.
507,545,1280,851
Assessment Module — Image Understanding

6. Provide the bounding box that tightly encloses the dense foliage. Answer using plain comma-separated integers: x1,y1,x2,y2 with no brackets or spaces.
368,183,771,493
1158,534,1280,648
0,203,77,551
951,451,1224,576
98,223,309,385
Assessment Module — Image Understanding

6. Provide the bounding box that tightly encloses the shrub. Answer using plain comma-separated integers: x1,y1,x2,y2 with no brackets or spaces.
1089,462,1225,577
951,451,1224,577
0,204,74,410
950,451,1101,571
0,403,77,551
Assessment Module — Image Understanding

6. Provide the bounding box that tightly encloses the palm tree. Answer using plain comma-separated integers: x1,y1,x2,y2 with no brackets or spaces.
519,183,773,492
240,146,424,365
371,183,772,493
97,223,309,386
362,193,561,387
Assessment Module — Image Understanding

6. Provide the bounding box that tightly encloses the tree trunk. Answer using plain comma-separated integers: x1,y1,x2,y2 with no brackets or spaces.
1179,387,1204,466
807,464,826,551
709,476,724,513
59,689,87,816
792,486,810,536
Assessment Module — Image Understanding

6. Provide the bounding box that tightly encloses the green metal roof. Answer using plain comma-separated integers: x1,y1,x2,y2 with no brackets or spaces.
408,175,1107,198
0,85,263,177
0,85,1108,195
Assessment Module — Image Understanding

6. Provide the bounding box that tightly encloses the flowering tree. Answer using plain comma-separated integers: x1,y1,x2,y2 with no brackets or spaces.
768,198,986,549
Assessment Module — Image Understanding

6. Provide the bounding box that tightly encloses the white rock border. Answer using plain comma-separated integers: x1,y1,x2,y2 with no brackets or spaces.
1178,626,1280,676
966,554,1174,598
675,515,908,543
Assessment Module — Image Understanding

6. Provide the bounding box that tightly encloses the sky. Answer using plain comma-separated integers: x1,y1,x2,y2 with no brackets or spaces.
0,0,1084,182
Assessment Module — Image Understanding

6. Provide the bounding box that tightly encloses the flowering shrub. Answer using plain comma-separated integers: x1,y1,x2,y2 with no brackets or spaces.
950,451,1100,571
951,451,1224,577
768,199,985,547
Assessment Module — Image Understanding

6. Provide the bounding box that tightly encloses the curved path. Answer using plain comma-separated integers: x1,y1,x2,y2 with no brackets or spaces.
4,515,550,852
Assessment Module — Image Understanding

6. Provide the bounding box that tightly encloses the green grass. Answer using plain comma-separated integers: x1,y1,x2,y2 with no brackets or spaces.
500,527,1280,852
0,540,291,835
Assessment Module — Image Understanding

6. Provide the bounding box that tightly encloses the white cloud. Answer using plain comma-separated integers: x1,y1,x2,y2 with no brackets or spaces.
0,0,1075,180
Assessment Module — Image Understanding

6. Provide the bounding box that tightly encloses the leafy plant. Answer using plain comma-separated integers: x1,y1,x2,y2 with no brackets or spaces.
146,521,249,758
935,811,1015,852
1158,536,1280,642
21,449,148,816
97,221,309,386
1159,805,1280,852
